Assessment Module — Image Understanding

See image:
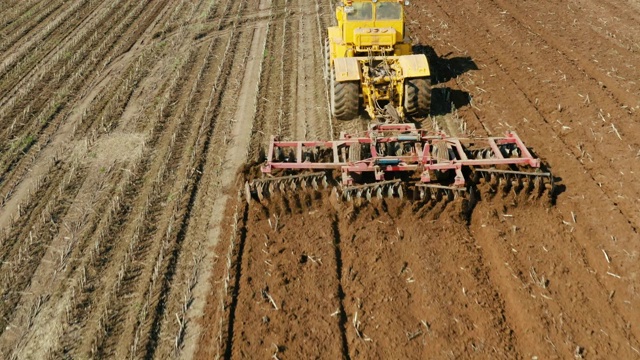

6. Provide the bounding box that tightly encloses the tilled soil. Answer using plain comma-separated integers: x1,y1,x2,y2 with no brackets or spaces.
0,0,638,359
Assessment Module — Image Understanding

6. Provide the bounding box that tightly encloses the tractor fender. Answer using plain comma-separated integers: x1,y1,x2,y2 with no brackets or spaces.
334,57,361,82
398,54,431,78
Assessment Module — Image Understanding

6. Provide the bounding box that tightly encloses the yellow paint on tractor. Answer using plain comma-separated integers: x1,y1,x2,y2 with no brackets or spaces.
328,0,432,121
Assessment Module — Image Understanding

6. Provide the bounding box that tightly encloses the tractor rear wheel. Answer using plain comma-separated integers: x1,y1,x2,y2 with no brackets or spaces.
404,77,431,117
331,70,359,120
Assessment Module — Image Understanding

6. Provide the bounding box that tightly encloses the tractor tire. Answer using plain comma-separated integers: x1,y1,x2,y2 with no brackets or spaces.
331,71,359,120
404,77,431,117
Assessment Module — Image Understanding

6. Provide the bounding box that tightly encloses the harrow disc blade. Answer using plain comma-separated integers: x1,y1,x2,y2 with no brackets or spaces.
245,182,252,204
444,190,453,201
245,172,329,203
474,168,554,200
523,176,535,193
257,184,265,201
339,180,403,202
414,184,467,204
434,189,443,202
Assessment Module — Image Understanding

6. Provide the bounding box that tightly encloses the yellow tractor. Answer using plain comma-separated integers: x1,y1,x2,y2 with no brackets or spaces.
328,0,431,121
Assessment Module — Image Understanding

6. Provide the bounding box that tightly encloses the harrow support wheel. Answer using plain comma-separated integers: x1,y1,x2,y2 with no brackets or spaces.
404,77,431,117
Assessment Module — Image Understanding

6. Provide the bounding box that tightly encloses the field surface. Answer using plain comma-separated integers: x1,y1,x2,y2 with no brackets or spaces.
0,0,639,359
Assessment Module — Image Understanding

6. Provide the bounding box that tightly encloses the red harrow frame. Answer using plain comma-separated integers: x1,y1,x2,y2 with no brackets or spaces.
245,123,554,203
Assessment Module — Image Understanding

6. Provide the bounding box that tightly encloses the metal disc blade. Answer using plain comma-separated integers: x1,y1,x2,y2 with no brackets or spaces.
245,182,252,204
447,190,454,201
257,184,264,201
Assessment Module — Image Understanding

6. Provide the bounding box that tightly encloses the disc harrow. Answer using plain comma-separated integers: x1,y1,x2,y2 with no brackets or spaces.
245,123,554,205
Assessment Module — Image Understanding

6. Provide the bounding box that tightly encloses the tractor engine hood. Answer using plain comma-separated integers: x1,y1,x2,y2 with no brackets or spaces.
353,27,396,50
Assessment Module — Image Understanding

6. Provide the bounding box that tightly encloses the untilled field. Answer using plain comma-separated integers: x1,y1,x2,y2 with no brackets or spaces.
0,0,638,359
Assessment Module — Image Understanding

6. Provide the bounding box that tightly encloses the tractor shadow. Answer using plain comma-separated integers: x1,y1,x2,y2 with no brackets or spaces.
413,45,478,116
414,45,479,84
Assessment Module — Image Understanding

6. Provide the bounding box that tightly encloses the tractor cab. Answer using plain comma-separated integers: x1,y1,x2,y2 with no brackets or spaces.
334,0,412,56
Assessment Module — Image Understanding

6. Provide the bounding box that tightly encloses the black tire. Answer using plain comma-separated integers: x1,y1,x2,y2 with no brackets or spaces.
404,77,432,117
331,70,359,120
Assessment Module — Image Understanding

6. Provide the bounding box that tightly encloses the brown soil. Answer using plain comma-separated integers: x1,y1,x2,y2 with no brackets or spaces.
0,0,638,359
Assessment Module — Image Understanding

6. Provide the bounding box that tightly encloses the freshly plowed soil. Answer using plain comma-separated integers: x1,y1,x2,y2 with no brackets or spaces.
0,0,638,359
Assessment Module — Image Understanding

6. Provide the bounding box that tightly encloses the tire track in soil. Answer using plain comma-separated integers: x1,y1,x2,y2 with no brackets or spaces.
330,213,352,360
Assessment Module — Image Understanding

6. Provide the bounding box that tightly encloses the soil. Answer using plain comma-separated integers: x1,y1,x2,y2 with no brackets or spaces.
0,0,638,359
